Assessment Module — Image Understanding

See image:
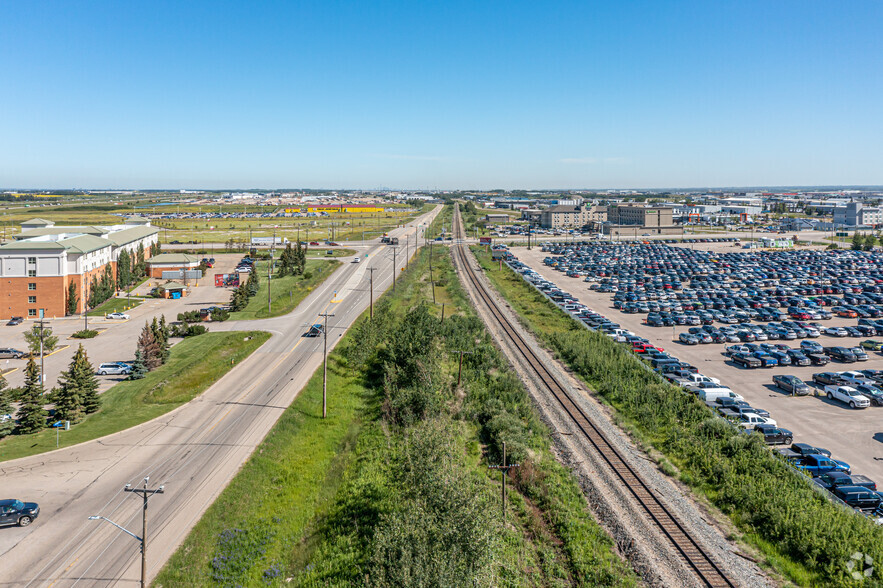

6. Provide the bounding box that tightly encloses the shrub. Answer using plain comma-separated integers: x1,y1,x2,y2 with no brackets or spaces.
71,329,99,339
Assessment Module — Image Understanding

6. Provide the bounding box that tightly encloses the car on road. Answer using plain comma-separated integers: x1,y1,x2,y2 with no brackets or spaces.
105,312,130,320
351,256,361,264
0,499,40,527
96,362,132,376
0,348,26,359
772,374,810,396
752,424,794,445
824,385,871,408
6,316,23,326
309,241,320,246
305,323,324,337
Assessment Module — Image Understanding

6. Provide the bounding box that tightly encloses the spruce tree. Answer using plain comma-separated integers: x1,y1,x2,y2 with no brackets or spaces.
0,374,13,438
129,350,148,380
67,281,79,315
158,315,171,362
138,322,162,371
151,317,169,365
16,358,47,434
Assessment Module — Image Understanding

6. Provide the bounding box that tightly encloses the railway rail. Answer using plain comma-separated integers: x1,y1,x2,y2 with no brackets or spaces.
451,204,737,588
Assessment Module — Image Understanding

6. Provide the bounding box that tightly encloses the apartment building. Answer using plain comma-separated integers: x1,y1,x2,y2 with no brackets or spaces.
539,205,607,228
0,219,158,319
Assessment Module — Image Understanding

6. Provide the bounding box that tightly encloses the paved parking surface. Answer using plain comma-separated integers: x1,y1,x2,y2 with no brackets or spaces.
512,245,883,485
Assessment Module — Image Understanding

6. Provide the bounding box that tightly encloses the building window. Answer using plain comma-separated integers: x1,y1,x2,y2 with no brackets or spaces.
28,296,36,304
28,270,36,277
27,257,36,265
28,283,36,290
28,309,37,317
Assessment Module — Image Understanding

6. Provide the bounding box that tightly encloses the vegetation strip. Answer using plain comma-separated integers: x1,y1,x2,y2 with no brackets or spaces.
472,245,883,587
0,331,270,462
228,258,341,320
157,235,638,587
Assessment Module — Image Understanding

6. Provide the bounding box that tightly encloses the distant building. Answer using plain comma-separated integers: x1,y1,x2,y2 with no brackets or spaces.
0,221,158,319
608,204,674,228
539,205,606,229
485,213,511,224
833,202,882,227
146,253,200,278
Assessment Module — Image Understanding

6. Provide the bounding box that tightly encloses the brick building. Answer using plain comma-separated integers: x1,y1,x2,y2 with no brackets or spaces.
0,220,158,319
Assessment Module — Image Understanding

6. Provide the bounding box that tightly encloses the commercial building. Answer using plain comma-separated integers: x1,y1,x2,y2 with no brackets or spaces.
0,219,158,319
485,213,512,224
833,202,883,227
145,253,200,278
603,204,679,235
539,205,607,229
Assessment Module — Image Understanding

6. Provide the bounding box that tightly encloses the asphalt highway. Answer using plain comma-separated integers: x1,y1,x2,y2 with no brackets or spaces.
0,206,440,587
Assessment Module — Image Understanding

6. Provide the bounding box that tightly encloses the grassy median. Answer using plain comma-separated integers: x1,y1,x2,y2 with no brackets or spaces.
229,259,341,320
156,246,638,587
0,331,270,462
86,296,144,316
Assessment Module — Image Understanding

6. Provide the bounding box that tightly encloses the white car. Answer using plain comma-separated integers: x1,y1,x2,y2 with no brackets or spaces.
352,256,361,263
106,312,130,320
97,362,131,376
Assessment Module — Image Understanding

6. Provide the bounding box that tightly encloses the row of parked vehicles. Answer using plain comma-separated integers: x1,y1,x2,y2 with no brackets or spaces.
511,246,883,523
719,340,878,369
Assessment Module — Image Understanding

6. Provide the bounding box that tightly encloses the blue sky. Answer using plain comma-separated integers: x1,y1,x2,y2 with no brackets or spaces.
1,1,881,190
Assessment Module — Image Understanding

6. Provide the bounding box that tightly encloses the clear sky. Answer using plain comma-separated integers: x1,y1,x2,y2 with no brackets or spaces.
1,1,881,190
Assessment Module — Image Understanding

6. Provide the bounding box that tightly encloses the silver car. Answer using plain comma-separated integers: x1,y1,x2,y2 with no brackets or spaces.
97,362,131,376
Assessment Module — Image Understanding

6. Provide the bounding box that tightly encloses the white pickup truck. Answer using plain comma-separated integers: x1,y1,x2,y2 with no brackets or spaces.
823,385,871,409
737,413,776,429
683,373,721,386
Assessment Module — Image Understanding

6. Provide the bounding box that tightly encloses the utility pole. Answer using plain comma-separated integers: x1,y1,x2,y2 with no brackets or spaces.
367,267,376,319
319,312,334,419
88,478,164,588
488,442,519,524
38,316,45,383
452,350,473,386
267,257,272,314
392,247,397,293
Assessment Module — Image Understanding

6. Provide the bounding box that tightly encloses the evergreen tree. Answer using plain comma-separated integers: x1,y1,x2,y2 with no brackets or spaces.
25,323,59,357
56,344,99,422
852,232,864,251
151,316,169,364
0,374,13,437
117,250,132,289
135,243,146,278
16,358,47,434
129,350,148,380
158,315,171,361
863,233,876,251
246,268,259,297
138,322,163,371
67,281,79,315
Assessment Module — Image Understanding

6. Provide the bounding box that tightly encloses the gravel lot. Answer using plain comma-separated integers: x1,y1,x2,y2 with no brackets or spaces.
514,245,883,487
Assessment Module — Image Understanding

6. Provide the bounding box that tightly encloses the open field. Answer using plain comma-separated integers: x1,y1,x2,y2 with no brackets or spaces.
0,331,270,462
229,259,341,320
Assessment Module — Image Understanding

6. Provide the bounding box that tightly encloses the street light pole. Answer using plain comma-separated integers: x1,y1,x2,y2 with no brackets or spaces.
90,477,164,588
367,267,376,319
319,312,334,419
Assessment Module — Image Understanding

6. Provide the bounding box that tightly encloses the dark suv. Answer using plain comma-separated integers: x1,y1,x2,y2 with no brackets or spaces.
0,499,40,527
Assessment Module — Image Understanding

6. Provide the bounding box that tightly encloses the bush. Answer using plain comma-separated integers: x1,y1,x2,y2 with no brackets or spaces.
211,309,230,322
177,311,202,323
71,329,99,339
172,323,208,338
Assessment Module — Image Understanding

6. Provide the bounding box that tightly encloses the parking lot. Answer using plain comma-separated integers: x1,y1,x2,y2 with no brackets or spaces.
512,244,883,489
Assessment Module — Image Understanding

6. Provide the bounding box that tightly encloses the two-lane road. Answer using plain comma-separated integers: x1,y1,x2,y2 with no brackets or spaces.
0,206,441,587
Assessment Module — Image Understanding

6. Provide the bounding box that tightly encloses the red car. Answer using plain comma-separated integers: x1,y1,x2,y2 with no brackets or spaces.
632,342,663,354
309,241,320,246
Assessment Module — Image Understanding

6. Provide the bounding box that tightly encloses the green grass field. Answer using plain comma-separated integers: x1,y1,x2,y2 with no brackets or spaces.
87,297,144,316
229,259,341,320
0,331,270,462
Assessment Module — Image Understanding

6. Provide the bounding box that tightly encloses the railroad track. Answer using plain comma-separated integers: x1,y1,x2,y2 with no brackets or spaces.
451,204,737,588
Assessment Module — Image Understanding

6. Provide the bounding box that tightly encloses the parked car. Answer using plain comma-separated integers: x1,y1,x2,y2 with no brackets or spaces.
773,374,810,396
5,316,23,326
731,352,762,368
860,339,883,351
832,486,882,510
96,362,132,376
106,312,130,320
0,348,26,359
753,424,794,445
737,413,776,428
850,347,869,361
797,454,851,477
853,383,883,406
825,346,857,362
0,499,40,527
813,471,877,492
790,442,832,458
679,333,699,345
